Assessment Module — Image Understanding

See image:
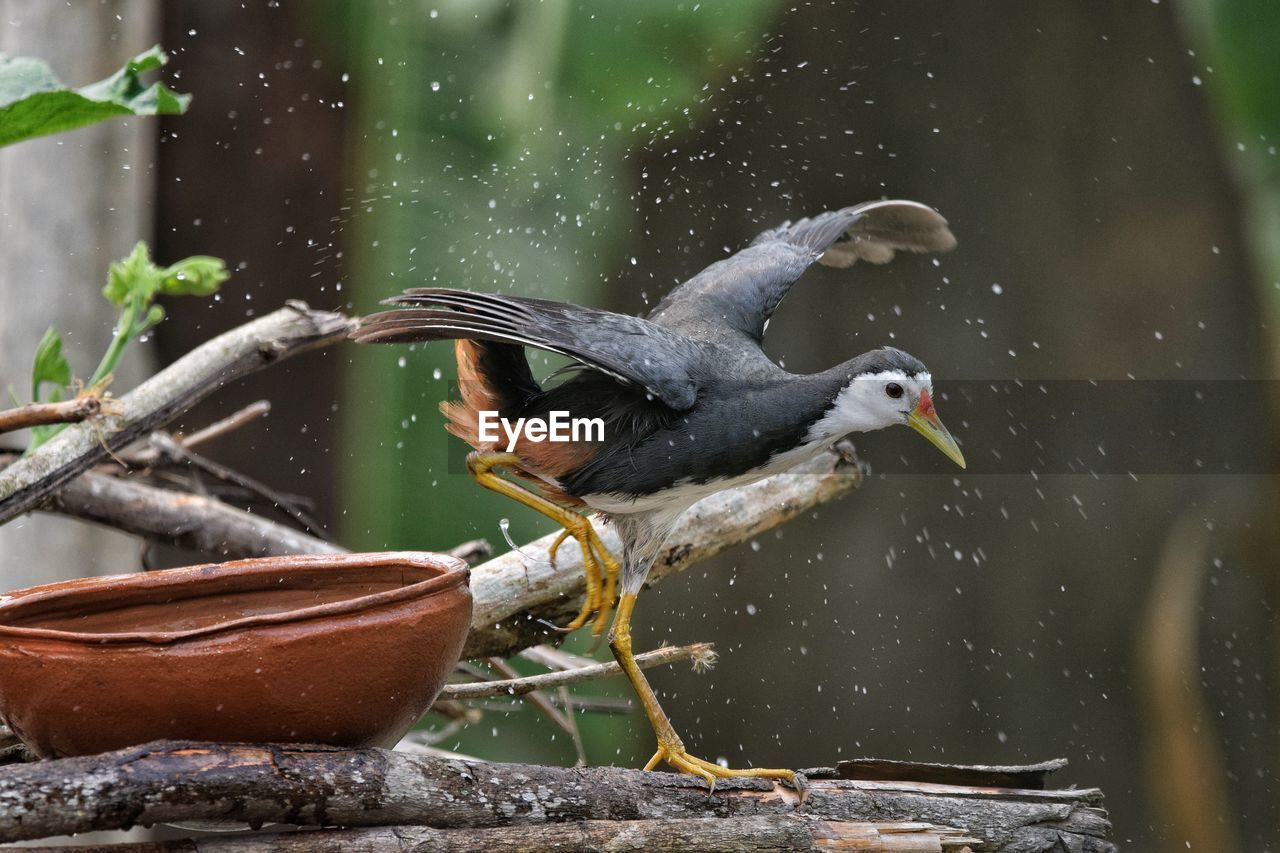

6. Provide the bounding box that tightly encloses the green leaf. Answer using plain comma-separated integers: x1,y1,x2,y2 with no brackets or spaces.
30,326,70,402
0,45,191,148
27,327,71,452
159,256,229,297
103,241,162,306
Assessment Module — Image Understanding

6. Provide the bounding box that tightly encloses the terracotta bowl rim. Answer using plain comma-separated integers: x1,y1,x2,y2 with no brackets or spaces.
0,551,469,646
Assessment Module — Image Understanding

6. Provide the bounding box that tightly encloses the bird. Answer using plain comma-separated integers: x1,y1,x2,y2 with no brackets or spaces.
352,199,964,787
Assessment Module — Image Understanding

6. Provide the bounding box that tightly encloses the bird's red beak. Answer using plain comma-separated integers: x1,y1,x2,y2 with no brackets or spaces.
906,389,966,468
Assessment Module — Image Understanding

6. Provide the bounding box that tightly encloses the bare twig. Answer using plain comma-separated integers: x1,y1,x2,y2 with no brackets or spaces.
0,456,486,565
123,400,273,467
423,700,483,727
518,644,598,671
145,432,332,540
484,656,584,762
0,740,1112,849
0,396,103,436
438,643,715,700
0,303,355,524
47,467,346,559
180,399,272,449
446,538,492,567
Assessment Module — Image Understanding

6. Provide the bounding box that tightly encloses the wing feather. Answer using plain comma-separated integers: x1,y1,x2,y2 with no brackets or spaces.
649,199,956,343
352,289,703,411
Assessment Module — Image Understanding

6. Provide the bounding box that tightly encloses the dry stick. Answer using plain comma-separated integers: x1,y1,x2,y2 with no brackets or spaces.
439,643,714,700
145,432,333,541
0,396,103,435
180,399,272,449
484,657,586,764
463,446,866,658
518,644,597,671
0,741,1111,849
122,400,273,468
5,459,487,565
0,303,355,524
48,468,346,559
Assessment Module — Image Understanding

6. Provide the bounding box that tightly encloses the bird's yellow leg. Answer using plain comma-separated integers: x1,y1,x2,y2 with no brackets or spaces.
609,593,795,790
467,452,618,635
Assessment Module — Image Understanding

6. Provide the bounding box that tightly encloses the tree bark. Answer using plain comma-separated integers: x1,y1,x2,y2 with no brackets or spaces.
0,741,1113,851
47,469,347,560
3,819,979,852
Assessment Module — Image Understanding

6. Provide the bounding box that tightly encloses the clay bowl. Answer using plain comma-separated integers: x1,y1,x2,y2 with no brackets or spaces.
0,551,471,758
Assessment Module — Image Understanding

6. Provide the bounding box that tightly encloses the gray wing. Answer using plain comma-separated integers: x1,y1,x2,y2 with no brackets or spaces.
352,288,704,411
648,199,956,343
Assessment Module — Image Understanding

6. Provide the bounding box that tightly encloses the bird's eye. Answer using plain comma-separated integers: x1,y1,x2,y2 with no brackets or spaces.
885,382,904,399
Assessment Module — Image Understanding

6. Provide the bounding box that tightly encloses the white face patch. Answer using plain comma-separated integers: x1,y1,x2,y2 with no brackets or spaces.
806,369,933,442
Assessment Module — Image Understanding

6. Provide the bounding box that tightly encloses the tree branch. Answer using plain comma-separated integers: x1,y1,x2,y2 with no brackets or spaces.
0,741,1113,850
0,303,355,524
179,399,273,450
0,396,104,435
438,643,714,700
0,456,490,565
462,445,866,658
48,468,346,559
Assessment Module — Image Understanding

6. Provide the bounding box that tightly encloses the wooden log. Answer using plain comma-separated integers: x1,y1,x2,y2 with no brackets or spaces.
0,818,980,852
0,741,1114,850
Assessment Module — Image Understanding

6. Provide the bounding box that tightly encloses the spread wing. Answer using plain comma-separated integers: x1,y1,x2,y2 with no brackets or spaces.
648,199,956,344
352,288,704,411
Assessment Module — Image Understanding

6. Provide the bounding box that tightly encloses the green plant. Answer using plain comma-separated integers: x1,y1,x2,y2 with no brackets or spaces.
0,45,220,450
0,45,189,147
26,243,229,451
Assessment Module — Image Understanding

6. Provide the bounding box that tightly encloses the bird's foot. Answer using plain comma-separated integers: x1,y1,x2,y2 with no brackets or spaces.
549,520,620,639
644,738,796,793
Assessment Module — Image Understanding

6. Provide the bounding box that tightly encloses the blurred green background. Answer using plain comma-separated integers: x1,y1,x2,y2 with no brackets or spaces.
4,0,1279,849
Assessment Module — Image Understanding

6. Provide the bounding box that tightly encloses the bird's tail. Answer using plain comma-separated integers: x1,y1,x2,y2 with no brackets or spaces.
351,291,543,450
441,339,540,450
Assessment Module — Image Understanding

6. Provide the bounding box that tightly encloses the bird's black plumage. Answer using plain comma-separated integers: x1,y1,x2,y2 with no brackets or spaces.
357,289,706,410
353,199,953,500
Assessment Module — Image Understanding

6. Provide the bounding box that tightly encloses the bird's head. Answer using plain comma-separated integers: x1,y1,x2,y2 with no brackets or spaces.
824,348,966,469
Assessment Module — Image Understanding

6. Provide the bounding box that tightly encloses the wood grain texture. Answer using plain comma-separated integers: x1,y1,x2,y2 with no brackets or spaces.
0,818,978,852
0,741,1113,851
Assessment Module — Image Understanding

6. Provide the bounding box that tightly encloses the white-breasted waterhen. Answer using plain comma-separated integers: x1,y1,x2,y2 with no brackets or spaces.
352,199,965,787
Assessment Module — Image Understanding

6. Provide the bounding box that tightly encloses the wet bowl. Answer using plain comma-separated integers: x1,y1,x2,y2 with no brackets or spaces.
0,551,471,758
